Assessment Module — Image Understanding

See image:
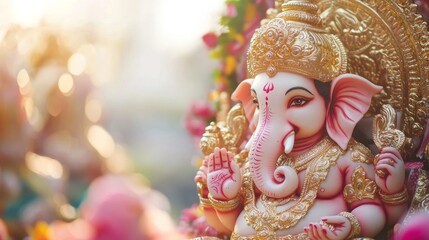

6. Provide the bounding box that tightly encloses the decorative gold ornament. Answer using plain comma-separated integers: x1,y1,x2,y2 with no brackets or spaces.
372,105,410,177
343,166,377,204
317,0,429,140
233,148,249,168
404,169,429,222
200,103,248,156
348,139,373,164
200,122,223,156
240,138,341,238
247,0,347,81
198,193,212,209
339,211,361,239
230,231,308,240
373,104,407,151
320,220,335,233
378,187,409,205
208,193,242,212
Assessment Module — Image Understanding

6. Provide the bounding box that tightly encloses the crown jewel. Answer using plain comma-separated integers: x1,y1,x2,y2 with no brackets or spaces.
247,0,347,81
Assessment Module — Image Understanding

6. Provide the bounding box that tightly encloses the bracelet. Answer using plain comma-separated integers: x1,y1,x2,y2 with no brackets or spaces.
208,193,242,212
378,187,408,205
199,194,212,209
339,212,361,239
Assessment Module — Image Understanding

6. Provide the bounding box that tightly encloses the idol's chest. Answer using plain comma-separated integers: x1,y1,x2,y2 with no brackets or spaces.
296,165,343,198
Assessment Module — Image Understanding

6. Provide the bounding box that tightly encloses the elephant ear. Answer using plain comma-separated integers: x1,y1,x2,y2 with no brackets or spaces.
231,79,257,132
326,74,382,150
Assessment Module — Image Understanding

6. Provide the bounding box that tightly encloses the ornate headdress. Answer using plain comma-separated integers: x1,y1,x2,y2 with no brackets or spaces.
247,0,347,82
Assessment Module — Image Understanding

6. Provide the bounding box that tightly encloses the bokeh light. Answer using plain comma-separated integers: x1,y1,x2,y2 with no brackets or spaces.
25,152,64,179
85,94,103,123
87,125,115,158
58,73,74,96
68,53,86,76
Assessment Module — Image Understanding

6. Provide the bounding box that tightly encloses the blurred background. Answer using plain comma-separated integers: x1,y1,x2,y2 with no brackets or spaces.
0,0,225,239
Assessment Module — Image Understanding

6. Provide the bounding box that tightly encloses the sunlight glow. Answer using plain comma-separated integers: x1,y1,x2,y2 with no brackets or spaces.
10,0,57,27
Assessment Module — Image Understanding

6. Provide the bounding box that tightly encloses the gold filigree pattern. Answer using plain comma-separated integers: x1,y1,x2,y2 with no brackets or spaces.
230,231,308,240
219,103,248,154
234,148,249,168
338,211,362,239
200,122,223,156
373,104,407,151
343,166,377,204
239,138,341,238
318,0,429,140
404,169,429,222
348,139,373,164
413,169,429,210
200,103,248,156
247,0,347,81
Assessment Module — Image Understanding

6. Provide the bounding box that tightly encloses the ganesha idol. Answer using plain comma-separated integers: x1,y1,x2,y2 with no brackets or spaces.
192,0,425,239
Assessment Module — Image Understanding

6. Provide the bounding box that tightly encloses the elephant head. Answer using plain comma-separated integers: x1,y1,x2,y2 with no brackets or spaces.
232,72,382,198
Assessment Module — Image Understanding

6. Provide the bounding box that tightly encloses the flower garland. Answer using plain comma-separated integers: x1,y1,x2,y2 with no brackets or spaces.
202,0,272,94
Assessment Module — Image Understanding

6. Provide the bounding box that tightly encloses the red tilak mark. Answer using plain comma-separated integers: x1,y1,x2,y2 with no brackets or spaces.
263,82,274,93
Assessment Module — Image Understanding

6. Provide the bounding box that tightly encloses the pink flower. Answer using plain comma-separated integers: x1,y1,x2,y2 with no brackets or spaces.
202,33,218,49
178,205,218,238
184,101,215,146
395,212,429,240
79,174,177,240
226,3,237,17
80,175,144,240
192,217,217,237
190,101,216,119
179,204,200,224
226,41,244,56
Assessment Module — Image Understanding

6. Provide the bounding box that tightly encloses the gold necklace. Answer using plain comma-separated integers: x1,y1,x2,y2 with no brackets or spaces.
242,137,342,238
261,193,296,207
278,136,333,172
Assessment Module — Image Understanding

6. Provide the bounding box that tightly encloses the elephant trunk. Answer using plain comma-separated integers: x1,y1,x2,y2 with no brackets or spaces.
248,123,298,199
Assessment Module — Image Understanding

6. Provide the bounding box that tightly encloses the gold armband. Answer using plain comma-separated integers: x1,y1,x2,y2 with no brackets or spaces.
197,182,212,208
379,187,408,205
208,193,242,212
339,212,361,239
198,194,212,209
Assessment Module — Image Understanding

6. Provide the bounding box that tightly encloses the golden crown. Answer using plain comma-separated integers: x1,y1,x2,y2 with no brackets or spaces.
247,0,347,82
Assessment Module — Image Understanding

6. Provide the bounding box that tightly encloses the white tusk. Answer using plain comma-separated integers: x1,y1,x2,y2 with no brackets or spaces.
283,132,295,154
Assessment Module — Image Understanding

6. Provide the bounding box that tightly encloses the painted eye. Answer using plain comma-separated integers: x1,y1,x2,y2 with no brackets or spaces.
290,98,309,107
